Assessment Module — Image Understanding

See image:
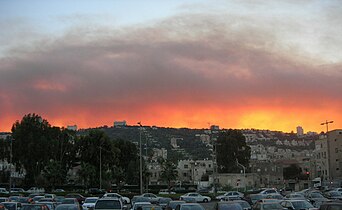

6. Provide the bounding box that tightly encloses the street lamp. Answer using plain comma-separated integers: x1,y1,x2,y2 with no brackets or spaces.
236,159,246,192
321,120,334,133
9,136,13,195
137,122,143,194
99,143,102,190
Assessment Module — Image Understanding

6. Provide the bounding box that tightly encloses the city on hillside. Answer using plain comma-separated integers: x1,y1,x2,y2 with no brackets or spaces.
1,117,341,194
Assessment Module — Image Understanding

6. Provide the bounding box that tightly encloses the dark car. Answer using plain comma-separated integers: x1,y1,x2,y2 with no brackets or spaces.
21,204,50,210
320,201,342,210
280,199,315,210
65,194,85,204
55,204,80,210
2,202,22,210
214,202,243,210
157,197,172,209
175,203,205,210
166,201,186,210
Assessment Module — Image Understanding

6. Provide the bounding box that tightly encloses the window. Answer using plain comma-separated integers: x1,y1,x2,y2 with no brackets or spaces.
336,148,339,153
337,168,339,171
184,164,188,169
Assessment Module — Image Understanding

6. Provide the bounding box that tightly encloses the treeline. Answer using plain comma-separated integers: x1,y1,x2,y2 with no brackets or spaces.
0,113,141,190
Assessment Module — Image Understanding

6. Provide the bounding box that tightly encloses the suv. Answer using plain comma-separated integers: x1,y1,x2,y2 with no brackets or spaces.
94,198,123,210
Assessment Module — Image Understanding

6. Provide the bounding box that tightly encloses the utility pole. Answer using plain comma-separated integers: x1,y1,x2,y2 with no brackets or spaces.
321,120,334,182
138,122,143,194
236,159,246,192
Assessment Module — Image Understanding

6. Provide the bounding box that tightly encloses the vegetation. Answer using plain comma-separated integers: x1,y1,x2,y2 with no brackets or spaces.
216,129,251,173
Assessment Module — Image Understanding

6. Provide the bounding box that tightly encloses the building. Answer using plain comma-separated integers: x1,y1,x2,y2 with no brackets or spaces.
177,159,214,184
114,121,127,128
170,138,182,149
67,125,77,131
151,148,167,160
314,129,342,182
297,126,304,137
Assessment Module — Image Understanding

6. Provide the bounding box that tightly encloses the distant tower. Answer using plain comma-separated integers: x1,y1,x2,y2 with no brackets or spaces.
296,126,304,136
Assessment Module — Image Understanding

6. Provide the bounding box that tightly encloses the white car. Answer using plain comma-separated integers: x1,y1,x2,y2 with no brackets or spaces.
0,188,9,194
216,191,244,200
82,197,99,210
102,193,130,204
180,193,211,203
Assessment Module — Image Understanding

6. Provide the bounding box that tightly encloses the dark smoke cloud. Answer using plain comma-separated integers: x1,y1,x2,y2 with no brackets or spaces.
0,11,341,130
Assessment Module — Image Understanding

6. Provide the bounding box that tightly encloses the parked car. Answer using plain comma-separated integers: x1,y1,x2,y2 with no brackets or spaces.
259,189,279,195
17,197,31,204
157,197,172,209
21,204,50,210
131,196,150,206
229,200,252,210
55,204,80,210
265,194,284,200
11,188,25,193
175,203,205,210
166,201,186,210
0,204,6,210
158,189,176,195
82,197,99,210
0,197,10,202
38,202,57,210
320,201,342,210
0,188,9,194
102,193,130,204
323,191,342,200
280,199,316,210
94,198,123,210
2,202,22,210
27,187,45,194
180,193,211,203
306,192,329,208
131,202,152,210
216,191,244,200
285,193,306,200
244,194,264,205
140,193,161,204
214,202,243,210
65,194,85,204
253,202,284,210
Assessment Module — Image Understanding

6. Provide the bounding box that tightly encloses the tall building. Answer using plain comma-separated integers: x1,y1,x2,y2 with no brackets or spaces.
297,126,304,136
314,129,342,181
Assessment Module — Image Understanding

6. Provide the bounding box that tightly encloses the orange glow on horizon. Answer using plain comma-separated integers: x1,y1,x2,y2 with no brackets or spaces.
1,105,340,134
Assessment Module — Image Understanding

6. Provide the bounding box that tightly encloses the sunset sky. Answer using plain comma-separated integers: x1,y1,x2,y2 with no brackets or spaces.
0,0,341,133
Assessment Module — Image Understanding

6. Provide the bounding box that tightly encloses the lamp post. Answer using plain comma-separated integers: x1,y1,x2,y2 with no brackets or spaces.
321,120,334,133
9,137,13,195
236,159,246,192
99,144,102,190
138,122,143,194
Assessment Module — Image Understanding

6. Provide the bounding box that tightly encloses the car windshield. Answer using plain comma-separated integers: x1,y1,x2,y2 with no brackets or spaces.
217,204,241,210
21,205,44,210
3,203,16,210
85,199,98,203
95,200,121,209
263,203,283,210
180,204,205,210
169,202,185,209
56,205,79,210
292,201,314,209
250,195,263,200
235,202,250,208
311,193,323,198
142,206,162,210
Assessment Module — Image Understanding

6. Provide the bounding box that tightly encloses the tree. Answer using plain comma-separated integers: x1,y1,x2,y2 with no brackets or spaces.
75,130,119,187
77,162,97,188
283,164,303,180
216,129,251,173
11,113,77,185
160,160,178,190
11,114,55,185
43,160,66,189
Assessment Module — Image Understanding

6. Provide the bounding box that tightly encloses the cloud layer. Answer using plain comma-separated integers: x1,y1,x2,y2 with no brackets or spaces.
1,8,341,132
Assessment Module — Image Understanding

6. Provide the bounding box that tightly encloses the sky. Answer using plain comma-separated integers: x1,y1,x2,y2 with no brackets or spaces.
0,0,341,133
